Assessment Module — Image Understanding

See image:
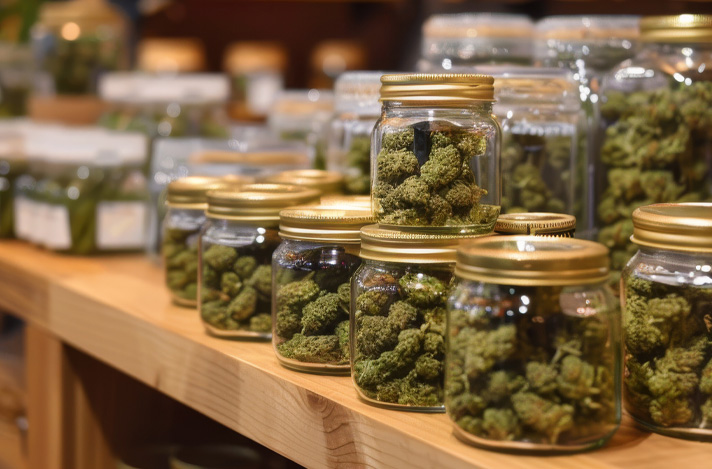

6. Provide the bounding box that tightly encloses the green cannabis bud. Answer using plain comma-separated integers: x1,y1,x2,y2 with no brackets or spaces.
343,135,371,195
200,230,280,335
374,127,498,231
163,227,200,304
273,245,361,368
446,285,618,446
623,273,712,429
352,269,451,407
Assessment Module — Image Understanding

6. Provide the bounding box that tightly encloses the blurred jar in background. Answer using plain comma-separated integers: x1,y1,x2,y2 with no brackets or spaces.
137,38,206,74
309,40,367,89
0,43,33,117
223,42,286,122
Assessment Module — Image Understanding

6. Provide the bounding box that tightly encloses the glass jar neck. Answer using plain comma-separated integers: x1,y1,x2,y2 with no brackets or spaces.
382,100,493,117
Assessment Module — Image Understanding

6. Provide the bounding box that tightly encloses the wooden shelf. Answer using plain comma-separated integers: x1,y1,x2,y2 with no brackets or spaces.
0,241,709,468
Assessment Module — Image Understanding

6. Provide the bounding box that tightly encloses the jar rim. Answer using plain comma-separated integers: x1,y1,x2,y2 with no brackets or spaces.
206,183,321,221
640,15,712,43
261,169,344,195
279,204,374,243
380,73,495,103
631,203,712,253
494,212,576,237
166,176,245,207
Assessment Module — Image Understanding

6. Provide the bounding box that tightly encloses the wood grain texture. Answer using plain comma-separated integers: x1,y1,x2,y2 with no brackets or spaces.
0,242,710,468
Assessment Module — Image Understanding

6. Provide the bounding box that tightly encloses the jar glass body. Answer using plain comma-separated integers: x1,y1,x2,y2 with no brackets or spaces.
199,218,281,338
350,259,452,411
598,42,712,284
326,112,377,195
0,158,27,238
37,161,147,254
622,247,712,441
272,238,361,373
12,159,41,242
162,206,205,307
372,102,501,234
446,278,621,452
419,37,533,72
229,70,284,119
0,43,32,117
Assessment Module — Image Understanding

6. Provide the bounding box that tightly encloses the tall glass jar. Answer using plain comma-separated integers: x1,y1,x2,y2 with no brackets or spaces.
598,15,712,287
0,122,26,238
418,13,534,72
199,184,320,339
326,71,382,195
163,176,243,307
622,203,712,441
447,236,620,452
0,43,33,117
262,169,343,197
494,212,576,238
272,205,373,374
372,74,500,234
31,0,128,95
351,225,485,411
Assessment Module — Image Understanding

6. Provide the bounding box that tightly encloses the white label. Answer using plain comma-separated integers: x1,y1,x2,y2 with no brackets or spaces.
247,73,282,115
13,197,31,240
44,204,71,250
96,201,147,250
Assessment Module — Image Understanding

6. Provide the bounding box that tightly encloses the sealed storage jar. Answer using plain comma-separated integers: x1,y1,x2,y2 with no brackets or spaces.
262,169,343,196
447,236,620,452
351,225,484,411
326,71,382,195
163,176,243,307
0,122,26,238
372,74,500,234
199,184,320,338
272,205,373,373
622,203,712,441
598,15,712,285
419,13,534,72
0,43,32,117
494,213,576,237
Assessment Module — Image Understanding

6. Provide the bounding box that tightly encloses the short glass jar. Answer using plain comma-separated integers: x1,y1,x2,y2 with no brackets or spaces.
418,14,534,71
494,212,576,238
351,225,483,411
262,169,343,196
372,74,501,234
622,203,712,441
326,71,382,195
447,236,620,452
272,205,373,373
199,184,320,338
163,176,243,307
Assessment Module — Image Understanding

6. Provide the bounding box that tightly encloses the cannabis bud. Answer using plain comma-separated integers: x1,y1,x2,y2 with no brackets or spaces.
163,227,200,304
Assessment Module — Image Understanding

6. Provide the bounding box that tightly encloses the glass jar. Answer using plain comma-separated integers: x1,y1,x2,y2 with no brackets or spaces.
0,122,26,238
418,13,534,72
262,169,343,196
622,203,712,441
372,74,501,234
199,184,320,338
272,205,373,373
223,42,286,121
0,43,33,117
494,212,576,237
31,0,128,95
447,236,620,452
598,15,712,287
163,176,241,307
326,71,381,195
351,225,483,411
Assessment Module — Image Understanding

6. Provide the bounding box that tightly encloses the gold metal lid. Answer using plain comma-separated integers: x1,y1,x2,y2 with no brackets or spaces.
262,170,344,195
380,74,495,103
319,195,371,209
206,184,321,222
631,203,712,253
495,213,576,237
279,205,374,243
359,225,488,264
39,0,126,29
137,38,206,73
640,15,712,43
456,236,610,286
166,176,248,208
223,41,287,74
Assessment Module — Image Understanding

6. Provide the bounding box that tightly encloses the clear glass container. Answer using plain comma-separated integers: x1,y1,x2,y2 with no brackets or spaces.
0,43,33,117
419,13,534,72
31,0,128,95
447,236,620,452
163,176,242,307
598,15,712,287
350,225,482,411
372,74,501,234
0,121,26,238
622,203,712,441
327,71,381,195
261,169,343,196
272,205,372,373
199,184,320,339
494,212,576,238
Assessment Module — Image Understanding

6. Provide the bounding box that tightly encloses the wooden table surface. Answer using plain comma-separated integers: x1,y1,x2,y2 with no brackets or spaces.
0,241,709,469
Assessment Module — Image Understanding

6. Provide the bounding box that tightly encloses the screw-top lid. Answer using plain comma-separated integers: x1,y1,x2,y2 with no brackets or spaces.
359,224,488,264
423,13,534,40
380,73,495,103
319,194,371,209
38,0,126,29
495,213,576,237
262,169,344,195
279,205,374,243
640,15,712,43
456,236,609,286
137,38,206,73
166,176,247,208
223,41,287,73
206,183,321,222
536,15,640,41
334,71,384,115
631,203,712,253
